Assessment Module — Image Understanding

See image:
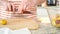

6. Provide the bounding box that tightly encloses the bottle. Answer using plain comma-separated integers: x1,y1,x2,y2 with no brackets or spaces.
47,0,57,6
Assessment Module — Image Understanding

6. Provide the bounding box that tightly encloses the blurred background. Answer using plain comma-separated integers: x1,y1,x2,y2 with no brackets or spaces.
0,0,60,34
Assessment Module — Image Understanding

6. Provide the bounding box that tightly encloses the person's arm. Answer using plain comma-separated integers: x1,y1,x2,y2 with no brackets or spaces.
21,0,36,18
22,0,46,18
22,0,36,15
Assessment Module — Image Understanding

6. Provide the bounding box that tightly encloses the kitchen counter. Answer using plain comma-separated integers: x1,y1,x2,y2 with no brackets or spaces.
31,23,60,34
31,6,60,34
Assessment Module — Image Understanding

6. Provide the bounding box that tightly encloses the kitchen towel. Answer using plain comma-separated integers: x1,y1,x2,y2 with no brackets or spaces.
0,28,31,34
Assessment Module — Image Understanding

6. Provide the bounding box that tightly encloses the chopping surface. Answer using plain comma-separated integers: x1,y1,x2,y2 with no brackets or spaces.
0,18,39,30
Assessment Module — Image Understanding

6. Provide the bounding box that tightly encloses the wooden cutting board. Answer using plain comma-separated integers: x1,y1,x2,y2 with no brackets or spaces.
0,17,39,30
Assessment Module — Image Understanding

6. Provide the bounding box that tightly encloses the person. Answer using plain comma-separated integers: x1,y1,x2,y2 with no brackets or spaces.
21,0,46,17
0,0,46,18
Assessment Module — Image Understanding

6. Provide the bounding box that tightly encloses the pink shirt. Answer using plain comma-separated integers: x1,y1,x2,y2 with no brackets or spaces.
8,0,37,15
0,0,46,18
0,0,37,19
